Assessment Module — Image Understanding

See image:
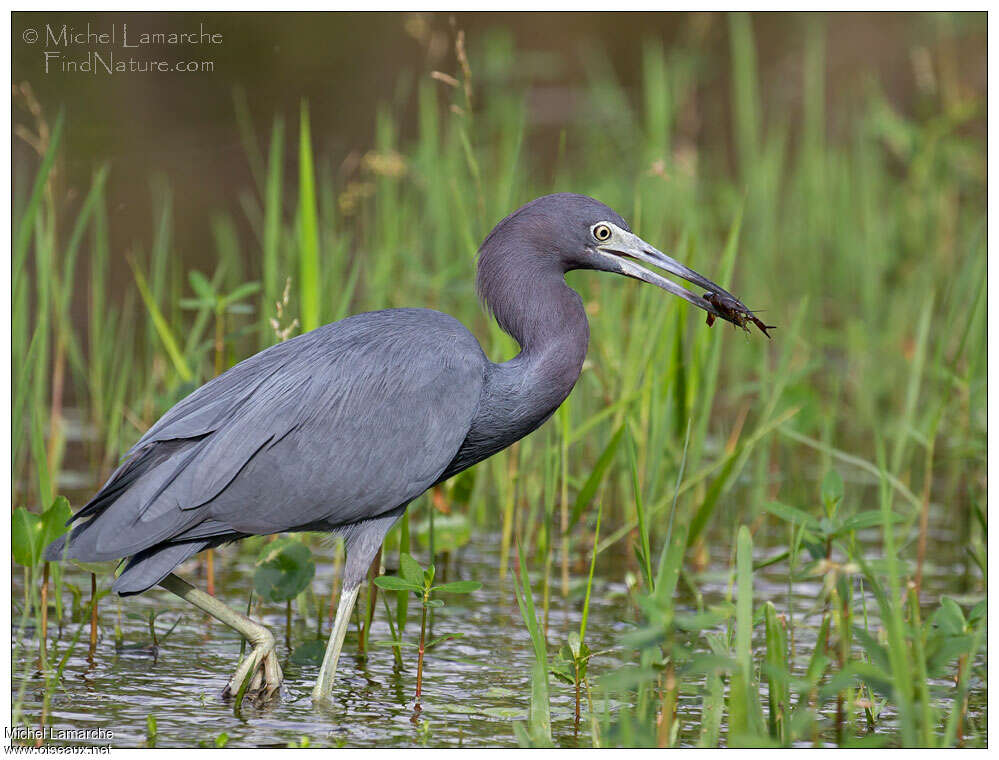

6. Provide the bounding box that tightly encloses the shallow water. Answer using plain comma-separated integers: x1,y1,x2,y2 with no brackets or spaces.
12,515,986,748
11,415,987,747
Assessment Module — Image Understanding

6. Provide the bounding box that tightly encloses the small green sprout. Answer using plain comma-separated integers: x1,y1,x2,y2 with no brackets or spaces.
373,552,480,701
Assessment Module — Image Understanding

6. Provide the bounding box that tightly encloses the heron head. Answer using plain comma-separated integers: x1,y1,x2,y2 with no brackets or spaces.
478,193,762,332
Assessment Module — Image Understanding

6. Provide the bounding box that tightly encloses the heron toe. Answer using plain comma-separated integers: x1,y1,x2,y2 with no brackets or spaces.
221,629,283,701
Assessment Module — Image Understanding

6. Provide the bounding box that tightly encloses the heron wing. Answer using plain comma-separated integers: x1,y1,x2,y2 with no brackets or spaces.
52,309,486,562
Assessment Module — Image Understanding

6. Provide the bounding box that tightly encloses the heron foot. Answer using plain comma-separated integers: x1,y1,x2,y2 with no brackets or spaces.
222,627,283,701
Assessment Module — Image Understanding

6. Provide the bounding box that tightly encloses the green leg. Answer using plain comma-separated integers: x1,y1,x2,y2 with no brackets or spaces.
160,573,283,699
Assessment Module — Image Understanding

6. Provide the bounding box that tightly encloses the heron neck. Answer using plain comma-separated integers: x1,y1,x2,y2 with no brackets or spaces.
492,272,590,404
442,272,589,476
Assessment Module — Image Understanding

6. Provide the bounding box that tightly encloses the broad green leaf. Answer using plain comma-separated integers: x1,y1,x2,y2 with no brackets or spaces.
968,599,986,625
929,597,966,636
821,469,844,515
289,639,325,665
372,576,422,593
187,270,215,301
253,537,315,602
567,630,581,658
12,507,43,568
831,510,904,537
41,496,72,548
763,500,820,530
399,552,425,587
926,635,974,678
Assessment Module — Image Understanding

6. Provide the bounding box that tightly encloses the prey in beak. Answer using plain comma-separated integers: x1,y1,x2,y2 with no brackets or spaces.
702,291,775,338
588,221,774,338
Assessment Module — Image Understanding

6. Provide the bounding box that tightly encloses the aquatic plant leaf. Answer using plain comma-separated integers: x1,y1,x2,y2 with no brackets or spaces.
928,597,965,636
399,552,425,587
926,635,974,678
549,656,575,685
968,600,986,625
253,537,315,602
373,576,422,593
763,500,820,530
12,506,43,568
41,496,72,548
852,627,891,673
482,687,515,699
187,270,215,301
830,510,904,537
425,632,463,650
821,469,844,515
289,639,326,665
486,706,527,720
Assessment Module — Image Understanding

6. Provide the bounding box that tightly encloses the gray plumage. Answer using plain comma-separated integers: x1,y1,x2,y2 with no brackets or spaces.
46,193,755,601
47,309,485,593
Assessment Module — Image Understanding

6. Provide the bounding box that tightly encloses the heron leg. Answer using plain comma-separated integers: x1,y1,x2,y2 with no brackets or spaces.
312,506,405,703
159,573,283,700
311,583,359,702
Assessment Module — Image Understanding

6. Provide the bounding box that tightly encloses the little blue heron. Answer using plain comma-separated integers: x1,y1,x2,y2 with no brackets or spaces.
45,193,766,702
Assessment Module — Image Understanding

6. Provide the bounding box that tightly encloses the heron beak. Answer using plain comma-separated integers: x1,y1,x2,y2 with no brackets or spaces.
596,230,746,321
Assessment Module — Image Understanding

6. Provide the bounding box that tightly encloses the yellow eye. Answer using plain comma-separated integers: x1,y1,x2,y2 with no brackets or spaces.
593,224,612,242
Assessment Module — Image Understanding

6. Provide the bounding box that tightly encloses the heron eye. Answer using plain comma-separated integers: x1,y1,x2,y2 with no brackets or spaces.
593,224,612,242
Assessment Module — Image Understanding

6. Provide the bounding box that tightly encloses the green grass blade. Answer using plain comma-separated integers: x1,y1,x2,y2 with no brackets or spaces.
128,255,192,382
567,424,624,533
14,110,64,267
297,100,321,333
